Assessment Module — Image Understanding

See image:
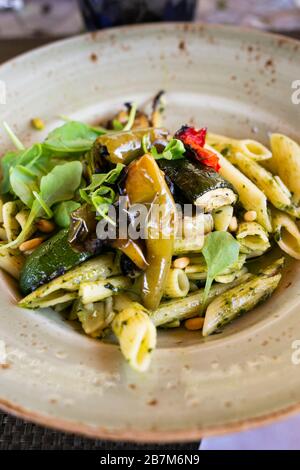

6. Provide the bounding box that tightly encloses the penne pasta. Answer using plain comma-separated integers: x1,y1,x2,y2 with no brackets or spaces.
212,205,233,231
151,273,251,326
112,303,157,372
79,276,131,304
272,209,300,260
19,290,77,309
228,151,299,218
2,201,20,242
75,300,115,338
18,254,119,307
206,145,272,232
236,221,270,253
207,133,272,161
0,251,25,279
163,268,190,298
269,134,300,205
236,139,272,161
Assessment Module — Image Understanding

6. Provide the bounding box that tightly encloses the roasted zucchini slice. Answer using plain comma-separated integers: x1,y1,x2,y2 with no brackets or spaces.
159,159,237,212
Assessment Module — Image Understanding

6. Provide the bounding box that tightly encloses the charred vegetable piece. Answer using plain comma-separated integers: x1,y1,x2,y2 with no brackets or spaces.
92,128,169,165
125,154,178,310
112,238,148,270
159,158,237,212
19,229,91,295
68,203,108,254
175,126,221,172
202,258,283,336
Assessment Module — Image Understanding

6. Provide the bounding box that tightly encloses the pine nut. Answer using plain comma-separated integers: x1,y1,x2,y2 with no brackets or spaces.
184,317,204,331
19,237,44,252
36,219,55,233
31,117,45,130
173,257,190,269
244,210,257,222
228,216,238,232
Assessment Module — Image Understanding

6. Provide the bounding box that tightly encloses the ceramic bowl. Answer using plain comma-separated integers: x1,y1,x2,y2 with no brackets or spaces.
0,23,300,442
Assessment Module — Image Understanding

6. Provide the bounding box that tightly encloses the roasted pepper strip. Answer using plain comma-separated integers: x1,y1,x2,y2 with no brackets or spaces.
175,125,220,172
125,154,178,310
112,238,148,270
93,128,169,165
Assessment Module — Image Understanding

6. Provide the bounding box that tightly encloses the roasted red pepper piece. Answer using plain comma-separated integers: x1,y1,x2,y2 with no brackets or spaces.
175,125,220,172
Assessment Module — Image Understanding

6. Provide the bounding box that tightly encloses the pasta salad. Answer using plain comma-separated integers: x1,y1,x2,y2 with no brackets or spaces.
0,92,299,372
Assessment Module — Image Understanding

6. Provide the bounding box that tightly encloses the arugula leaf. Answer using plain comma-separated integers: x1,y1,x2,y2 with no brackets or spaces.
0,161,83,251
1,144,47,195
202,231,240,307
53,201,81,228
80,163,124,224
151,138,185,161
10,165,39,207
44,121,106,153
0,150,19,193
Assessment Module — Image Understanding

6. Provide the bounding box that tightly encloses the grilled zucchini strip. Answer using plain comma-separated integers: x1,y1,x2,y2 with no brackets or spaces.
269,134,300,204
159,158,237,212
207,145,272,232
203,259,283,336
112,302,157,372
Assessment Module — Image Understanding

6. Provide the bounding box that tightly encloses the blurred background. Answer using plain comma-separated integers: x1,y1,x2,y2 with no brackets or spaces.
0,0,299,62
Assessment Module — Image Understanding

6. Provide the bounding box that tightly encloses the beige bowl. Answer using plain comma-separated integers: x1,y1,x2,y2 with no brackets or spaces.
0,23,300,442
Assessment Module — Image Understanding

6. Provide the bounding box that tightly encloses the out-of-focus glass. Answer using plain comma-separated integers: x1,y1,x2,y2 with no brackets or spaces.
78,0,197,30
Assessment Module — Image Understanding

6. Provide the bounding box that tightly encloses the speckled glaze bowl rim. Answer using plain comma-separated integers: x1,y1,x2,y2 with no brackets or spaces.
1,22,300,443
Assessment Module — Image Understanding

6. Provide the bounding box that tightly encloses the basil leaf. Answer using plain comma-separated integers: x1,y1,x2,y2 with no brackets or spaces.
9,165,39,208
151,138,185,161
0,150,19,193
38,161,83,207
202,231,240,306
53,201,81,228
44,121,106,153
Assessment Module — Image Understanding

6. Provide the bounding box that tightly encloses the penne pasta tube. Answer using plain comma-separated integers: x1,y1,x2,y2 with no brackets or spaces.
272,209,300,260
270,134,300,204
236,139,272,161
75,300,115,338
229,151,299,218
79,276,131,304
206,145,272,232
2,201,20,242
203,273,281,336
236,221,270,253
112,303,157,372
0,251,25,279
151,273,251,326
18,253,119,307
174,213,213,255
163,268,190,298
203,258,283,336
19,290,77,309
212,205,233,231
